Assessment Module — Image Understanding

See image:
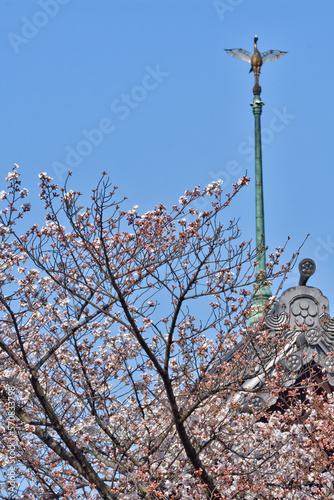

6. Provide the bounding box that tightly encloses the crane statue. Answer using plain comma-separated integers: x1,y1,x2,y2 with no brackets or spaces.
225,35,287,95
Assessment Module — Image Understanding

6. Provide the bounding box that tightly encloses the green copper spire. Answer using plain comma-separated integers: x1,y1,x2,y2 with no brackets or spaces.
225,36,287,324
249,93,271,325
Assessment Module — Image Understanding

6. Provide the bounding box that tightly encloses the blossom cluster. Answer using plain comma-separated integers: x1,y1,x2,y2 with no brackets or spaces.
0,169,329,499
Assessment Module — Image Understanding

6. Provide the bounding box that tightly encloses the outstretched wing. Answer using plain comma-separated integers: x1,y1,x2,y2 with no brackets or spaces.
224,48,252,64
261,49,288,64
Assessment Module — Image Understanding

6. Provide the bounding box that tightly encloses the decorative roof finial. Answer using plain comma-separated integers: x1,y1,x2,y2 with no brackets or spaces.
225,36,287,95
299,258,316,286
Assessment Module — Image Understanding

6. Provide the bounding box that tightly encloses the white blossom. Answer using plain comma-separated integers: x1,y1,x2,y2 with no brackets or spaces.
6,171,19,181
63,190,75,202
28,269,40,277
179,195,188,205
38,172,53,181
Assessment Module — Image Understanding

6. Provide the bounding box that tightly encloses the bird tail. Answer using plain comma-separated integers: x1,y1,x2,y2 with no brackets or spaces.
249,67,253,73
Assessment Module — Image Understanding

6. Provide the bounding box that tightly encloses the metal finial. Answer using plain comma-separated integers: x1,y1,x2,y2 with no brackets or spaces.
225,36,287,95
299,258,316,286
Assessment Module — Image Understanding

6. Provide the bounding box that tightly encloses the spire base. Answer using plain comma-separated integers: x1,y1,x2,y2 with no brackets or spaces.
249,284,272,326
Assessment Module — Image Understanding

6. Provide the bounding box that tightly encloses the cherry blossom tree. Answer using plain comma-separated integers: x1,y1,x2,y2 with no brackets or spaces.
0,166,333,499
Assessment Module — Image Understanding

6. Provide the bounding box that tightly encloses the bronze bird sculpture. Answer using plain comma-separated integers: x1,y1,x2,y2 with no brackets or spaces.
225,36,287,95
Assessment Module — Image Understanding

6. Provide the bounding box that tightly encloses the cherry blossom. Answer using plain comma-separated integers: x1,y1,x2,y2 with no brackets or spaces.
0,168,332,499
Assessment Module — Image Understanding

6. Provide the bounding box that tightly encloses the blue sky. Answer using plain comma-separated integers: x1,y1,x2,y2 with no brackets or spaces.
1,0,334,305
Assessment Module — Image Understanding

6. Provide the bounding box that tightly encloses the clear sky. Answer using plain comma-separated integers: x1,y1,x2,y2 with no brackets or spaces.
1,0,334,305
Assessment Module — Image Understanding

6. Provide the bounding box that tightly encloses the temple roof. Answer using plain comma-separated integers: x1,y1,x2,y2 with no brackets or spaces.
231,259,334,411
